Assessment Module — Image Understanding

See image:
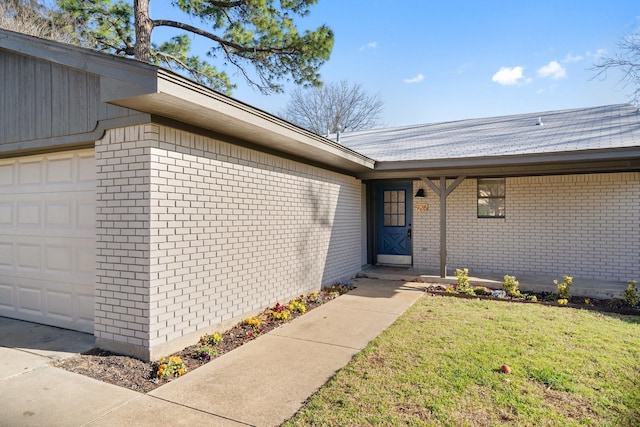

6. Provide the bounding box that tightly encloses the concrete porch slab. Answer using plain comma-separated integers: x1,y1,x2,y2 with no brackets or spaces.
329,278,426,315
270,303,400,350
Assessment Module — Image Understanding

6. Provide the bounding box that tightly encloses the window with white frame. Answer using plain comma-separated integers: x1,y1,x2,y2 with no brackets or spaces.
477,178,505,218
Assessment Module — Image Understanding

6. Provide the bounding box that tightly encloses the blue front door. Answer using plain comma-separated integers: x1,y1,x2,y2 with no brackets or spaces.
376,183,412,265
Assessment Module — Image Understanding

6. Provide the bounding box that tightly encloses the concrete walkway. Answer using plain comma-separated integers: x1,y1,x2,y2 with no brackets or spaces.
0,275,425,427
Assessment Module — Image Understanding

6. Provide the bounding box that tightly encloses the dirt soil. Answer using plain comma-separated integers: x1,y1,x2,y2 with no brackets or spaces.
423,284,640,315
52,295,333,393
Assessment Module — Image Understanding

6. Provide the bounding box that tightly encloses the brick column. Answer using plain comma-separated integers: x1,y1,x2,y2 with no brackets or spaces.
94,125,153,360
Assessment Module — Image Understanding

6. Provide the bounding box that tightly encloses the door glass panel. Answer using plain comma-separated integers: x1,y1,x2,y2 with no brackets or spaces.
383,190,406,227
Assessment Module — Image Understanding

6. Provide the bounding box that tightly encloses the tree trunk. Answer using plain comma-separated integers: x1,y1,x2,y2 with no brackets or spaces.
133,0,153,62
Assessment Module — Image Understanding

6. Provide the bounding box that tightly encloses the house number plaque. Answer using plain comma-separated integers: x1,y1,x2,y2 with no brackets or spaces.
415,203,429,212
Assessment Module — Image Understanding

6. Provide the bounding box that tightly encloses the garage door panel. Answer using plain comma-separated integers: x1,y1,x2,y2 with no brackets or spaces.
16,243,41,272
0,149,95,333
8,237,94,277
78,154,95,181
0,282,13,309
76,245,96,278
78,201,95,229
47,157,74,183
46,201,73,228
17,283,42,314
45,245,72,274
0,163,13,186
1,262,94,333
1,200,95,238
17,202,41,227
0,242,12,269
77,293,94,325
0,202,12,226
17,160,41,185
47,290,74,319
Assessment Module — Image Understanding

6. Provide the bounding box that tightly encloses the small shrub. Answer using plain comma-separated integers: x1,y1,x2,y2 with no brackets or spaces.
199,332,222,346
474,286,491,296
454,268,474,295
623,280,639,307
271,302,291,321
288,299,307,313
609,299,627,310
525,294,537,302
491,290,506,298
156,356,187,378
554,276,573,300
325,281,353,296
557,299,568,306
307,292,324,304
192,346,216,361
502,275,520,297
244,316,262,329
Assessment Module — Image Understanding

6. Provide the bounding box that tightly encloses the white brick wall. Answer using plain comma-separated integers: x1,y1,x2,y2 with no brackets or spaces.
413,173,640,282
94,125,153,358
95,124,362,359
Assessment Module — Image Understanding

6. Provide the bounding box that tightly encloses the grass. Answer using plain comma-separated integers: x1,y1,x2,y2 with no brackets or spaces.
283,295,640,426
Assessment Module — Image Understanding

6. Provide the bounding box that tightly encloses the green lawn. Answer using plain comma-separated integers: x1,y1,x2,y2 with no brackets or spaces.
283,295,640,426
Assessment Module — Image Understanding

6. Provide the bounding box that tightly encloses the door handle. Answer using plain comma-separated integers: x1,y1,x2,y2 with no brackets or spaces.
408,228,412,239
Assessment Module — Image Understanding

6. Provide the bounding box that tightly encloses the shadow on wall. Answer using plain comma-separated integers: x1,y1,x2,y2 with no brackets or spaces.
312,179,363,287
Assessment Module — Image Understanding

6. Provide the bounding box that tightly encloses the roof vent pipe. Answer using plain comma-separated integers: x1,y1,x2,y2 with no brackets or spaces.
537,117,544,126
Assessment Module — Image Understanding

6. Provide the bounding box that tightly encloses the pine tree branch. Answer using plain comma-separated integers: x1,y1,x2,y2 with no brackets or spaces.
152,19,299,55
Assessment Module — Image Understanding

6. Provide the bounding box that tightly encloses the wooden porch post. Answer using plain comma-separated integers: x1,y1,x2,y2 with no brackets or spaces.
421,176,466,278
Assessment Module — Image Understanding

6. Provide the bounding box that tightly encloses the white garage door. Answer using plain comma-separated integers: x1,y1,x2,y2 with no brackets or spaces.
0,149,95,333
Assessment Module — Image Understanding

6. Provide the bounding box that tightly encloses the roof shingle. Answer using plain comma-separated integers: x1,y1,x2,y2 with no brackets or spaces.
337,104,640,162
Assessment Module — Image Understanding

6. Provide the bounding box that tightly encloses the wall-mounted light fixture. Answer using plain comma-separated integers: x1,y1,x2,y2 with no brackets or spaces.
415,188,426,198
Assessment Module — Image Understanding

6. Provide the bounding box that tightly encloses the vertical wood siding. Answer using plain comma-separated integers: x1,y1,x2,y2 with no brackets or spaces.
0,50,134,148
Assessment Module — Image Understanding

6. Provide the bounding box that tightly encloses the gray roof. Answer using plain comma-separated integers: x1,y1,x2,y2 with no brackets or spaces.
337,104,640,162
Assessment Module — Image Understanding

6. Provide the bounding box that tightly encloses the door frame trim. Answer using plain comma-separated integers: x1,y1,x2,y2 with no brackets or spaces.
369,180,414,266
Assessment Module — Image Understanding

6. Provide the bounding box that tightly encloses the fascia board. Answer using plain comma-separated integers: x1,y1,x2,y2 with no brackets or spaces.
373,147,640,171
108,69,375,172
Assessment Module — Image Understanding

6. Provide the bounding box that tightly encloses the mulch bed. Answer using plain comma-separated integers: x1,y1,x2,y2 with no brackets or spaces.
423,284,640,316
53,290,346,393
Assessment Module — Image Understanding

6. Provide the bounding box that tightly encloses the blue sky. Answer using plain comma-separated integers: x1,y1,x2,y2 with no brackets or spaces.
151,1,639,128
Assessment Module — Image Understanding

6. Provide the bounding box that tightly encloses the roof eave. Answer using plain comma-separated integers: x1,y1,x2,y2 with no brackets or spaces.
358,148,640,180
105,70,375,174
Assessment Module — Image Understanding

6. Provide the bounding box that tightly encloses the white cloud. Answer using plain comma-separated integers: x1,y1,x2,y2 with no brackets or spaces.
359,41,377,52
403,73,424,84
457,62,472,75
537,61,566,80
587,48,607,60
562,53,583,63
491,66,529,85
